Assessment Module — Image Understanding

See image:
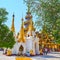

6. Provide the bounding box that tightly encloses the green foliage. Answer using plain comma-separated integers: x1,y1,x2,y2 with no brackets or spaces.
24,0,60,44
0,8,15,48
0,8,8,24
1,31,15,48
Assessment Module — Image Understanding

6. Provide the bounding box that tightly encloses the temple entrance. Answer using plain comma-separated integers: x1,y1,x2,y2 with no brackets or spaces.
19,45,24,56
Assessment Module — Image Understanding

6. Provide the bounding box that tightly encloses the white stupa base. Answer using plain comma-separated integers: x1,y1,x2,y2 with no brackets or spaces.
12,42,26,54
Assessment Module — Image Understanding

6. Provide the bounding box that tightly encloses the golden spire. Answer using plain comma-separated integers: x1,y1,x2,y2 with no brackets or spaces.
18,18,25,43
11,14,15,32
28,19,35,36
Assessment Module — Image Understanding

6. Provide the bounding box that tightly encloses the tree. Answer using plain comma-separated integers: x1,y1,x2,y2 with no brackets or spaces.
0,8,15,48
24,0,60,43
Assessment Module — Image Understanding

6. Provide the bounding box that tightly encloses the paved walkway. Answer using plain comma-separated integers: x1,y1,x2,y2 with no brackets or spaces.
0,51,60,60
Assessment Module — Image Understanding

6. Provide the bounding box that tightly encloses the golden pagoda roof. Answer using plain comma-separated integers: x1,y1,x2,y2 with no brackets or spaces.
11,14,15,32
28,19,35,36
24,20,30,25
18,18,25,43
25,15,32,19
24,27,28,31
29,20,35,31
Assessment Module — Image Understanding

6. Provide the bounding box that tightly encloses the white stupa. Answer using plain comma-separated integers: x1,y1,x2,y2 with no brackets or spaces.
11,9,39,55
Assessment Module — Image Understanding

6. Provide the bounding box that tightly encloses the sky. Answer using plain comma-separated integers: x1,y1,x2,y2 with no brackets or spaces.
0,0,28,33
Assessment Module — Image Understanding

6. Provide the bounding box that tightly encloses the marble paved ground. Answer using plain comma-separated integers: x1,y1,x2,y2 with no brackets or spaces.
0,51,60,60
